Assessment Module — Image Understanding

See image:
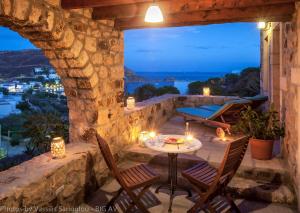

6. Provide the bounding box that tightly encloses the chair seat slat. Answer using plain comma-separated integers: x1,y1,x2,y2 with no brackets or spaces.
181,136,249,213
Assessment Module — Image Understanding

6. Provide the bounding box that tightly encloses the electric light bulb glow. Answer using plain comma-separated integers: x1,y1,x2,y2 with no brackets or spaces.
145,4,164,23
257,22,266,29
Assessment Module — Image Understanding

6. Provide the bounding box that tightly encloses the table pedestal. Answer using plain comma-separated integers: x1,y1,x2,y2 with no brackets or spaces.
155,153,192,212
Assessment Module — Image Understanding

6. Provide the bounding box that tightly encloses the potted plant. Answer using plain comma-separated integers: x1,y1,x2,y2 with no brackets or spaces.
234,105,284,160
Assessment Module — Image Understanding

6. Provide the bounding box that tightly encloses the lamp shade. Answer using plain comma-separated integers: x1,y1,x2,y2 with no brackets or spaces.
145,5,164,23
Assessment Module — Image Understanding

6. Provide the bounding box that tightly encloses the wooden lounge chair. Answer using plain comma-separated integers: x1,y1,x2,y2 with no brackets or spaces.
243,94,268,109
182,136,249,213
198,95,268,112
176,99,251,134
96,134,160,213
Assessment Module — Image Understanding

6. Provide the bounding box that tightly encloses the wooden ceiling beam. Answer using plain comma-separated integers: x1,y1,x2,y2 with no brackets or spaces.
115,3,294,30
92,0,295,19
61,0,154,9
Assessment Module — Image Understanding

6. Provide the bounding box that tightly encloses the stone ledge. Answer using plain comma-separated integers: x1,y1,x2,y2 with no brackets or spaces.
0,143,107,208
124,94,179,114
124,94,239,115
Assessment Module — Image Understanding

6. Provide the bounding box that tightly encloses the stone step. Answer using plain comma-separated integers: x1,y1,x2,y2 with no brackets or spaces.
122,144,290,183
227,177,296,205
117,160,296,206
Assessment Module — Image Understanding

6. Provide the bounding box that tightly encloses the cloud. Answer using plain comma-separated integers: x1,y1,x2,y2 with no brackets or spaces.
190,45,210,50
135,48,162,53
185,45,230,50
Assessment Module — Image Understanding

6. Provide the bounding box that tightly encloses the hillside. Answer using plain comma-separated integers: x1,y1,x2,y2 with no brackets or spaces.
0,49,51,80
125,66,145,82
0,50,144,82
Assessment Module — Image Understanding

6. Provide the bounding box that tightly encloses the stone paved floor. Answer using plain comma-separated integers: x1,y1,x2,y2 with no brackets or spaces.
126,116,287,175
84,178,297,213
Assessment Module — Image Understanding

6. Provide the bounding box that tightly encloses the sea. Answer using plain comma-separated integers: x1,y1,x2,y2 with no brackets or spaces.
125,71,229,94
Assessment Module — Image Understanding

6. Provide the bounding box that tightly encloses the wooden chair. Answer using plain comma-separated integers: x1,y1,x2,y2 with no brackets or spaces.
96,134,160,213
182,136,249,213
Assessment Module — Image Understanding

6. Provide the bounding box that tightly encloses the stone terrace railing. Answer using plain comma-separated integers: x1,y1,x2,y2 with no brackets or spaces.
0,143,103,210
121,94,239,146
0,95,240,210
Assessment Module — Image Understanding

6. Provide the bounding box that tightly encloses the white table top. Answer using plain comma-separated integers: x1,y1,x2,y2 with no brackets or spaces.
144,134,202,154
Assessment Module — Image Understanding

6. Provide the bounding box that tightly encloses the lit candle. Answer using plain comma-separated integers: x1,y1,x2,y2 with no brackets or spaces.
51,137,66,159
149,131,156,138
203,87,210,96
216,128,226,141
186,134,194,141
126,97,135,110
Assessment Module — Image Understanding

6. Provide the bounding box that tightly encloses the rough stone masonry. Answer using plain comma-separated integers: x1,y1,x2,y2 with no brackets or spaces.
0,0,126,150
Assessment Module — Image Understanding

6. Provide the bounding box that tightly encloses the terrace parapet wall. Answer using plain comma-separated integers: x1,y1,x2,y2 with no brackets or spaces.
121,94,239,146
0,95,240,210
0,142,105,211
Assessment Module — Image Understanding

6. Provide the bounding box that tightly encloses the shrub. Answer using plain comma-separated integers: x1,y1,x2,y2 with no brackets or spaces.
0,114,26,136
233,105,285,140
188,81,206,95
156,86,180,96
188,67,260,97
22,112,69,155
188,79,223,95
0,87,9,95
134,84,157,101
16,101,31,111
10,135,21,146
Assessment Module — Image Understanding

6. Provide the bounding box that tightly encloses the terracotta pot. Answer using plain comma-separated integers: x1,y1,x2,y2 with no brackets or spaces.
250,138,274,160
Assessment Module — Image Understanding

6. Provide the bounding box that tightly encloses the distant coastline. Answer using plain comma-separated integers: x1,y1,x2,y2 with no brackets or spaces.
125,71,231,95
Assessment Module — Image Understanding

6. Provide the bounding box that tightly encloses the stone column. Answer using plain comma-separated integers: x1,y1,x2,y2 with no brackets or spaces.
0,0,125,149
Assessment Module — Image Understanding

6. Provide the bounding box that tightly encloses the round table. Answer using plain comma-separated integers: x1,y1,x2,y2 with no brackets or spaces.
144,134,202,212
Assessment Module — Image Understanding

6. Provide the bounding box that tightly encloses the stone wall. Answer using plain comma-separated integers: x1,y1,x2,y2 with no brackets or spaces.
0,0,124,148
261,3,300,208
120,94,238,147
0,95,239,210
0,142,105,211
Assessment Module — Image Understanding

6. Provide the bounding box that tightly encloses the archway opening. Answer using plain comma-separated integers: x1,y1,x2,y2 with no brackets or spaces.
0,26,69,171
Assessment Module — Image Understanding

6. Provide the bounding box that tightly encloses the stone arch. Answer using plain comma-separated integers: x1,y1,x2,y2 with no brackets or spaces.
0,0,125,144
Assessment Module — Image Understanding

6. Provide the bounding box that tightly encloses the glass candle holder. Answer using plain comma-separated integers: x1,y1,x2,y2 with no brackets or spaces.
0,147,7,160
203,87,210,96
51,137,66,159
139,131,149,147
126,97,135,110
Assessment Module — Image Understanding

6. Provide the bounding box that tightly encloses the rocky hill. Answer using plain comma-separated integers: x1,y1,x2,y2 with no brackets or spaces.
0,49,51,80
0,49,144,82
125,66,145,82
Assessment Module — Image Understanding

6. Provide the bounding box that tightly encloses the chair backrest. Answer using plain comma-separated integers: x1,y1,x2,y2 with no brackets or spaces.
209,100,251,120
96,134,121,179
217,136,249,184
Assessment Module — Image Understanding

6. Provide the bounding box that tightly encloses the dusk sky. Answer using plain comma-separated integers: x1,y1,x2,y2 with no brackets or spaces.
0,22,260,73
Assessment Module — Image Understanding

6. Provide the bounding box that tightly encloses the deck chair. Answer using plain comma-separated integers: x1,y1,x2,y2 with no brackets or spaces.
182,136,249,213
176,99,251,134
96,134,160,213
198,95,268,112
243,95,268,109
